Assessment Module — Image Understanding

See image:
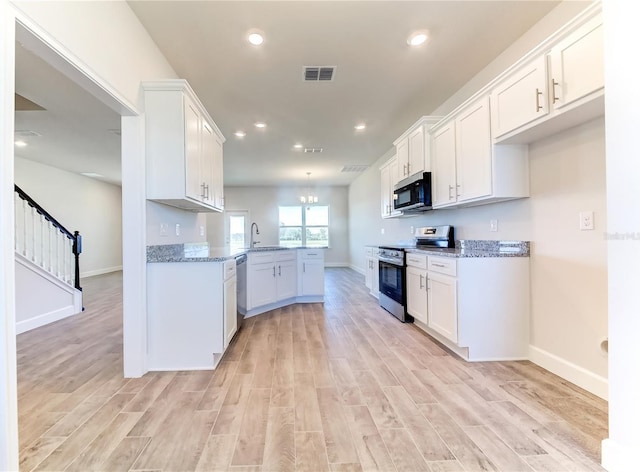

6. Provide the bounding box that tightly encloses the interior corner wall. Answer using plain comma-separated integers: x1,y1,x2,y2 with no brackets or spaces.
218,186,349,266
14,156,123,277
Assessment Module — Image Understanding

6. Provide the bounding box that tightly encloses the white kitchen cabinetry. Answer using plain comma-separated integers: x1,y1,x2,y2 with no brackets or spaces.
432,96,529,209
223,261,237,350
406,253,427,324
491,11,603,143
143,80,225,212
380,156,401,218
414,254,529,361
364,246,379,298
393,116,441,183
147,259,235,370
248,251,296,309
298,249,325,297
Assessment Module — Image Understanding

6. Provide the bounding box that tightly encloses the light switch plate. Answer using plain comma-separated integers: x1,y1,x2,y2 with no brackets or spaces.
175,223,181,236
490,219,498,232
160,223,168,237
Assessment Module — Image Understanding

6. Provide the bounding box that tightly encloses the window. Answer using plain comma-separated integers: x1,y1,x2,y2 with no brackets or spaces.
279,205,329,247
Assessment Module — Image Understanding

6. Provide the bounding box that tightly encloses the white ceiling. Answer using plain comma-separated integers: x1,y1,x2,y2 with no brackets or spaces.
15,1,569,188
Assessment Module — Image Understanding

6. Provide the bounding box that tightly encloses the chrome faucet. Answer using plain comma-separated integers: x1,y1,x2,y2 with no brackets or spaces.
250,222,260,248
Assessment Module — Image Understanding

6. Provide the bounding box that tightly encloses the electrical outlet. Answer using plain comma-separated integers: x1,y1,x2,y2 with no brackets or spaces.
580,211,594,230
175,223,181,236
381,228,385,235
490,219,498,232
410,226,415,235
200,225,205,237
160,223,168,237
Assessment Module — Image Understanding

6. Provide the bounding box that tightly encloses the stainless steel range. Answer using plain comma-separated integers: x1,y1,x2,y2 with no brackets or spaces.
378,225,454,323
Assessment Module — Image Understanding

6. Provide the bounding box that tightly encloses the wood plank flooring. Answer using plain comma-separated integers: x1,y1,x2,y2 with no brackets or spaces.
17,268,608,471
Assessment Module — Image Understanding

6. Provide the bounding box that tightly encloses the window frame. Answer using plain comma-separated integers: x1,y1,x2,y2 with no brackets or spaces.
278,204,330,248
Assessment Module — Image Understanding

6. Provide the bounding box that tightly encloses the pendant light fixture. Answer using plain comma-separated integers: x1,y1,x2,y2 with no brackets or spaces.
300,172,318,204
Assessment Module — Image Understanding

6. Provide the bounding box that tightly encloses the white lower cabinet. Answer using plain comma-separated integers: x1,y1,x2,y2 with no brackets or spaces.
147,259,236,371
409,253,530,361
298,249,325,297
247,249,325,317
364,246,379,298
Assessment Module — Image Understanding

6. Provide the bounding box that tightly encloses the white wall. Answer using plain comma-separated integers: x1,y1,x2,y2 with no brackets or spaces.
348,1,608,397
146,202,207,246
602,0,640,470
15,156,123,277
209,186,349,266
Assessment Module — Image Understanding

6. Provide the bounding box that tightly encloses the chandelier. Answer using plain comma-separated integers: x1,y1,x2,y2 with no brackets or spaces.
300,172,318,204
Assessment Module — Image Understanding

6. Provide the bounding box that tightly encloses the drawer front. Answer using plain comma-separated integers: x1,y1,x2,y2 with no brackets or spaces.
250,252,275,265
299,249,324,260
406,253,427,269
276,250,297,262
428,256,457,276
223,259,236,279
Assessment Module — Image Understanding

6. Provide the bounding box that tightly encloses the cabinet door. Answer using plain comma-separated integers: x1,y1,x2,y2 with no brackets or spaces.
406,266,428,324
407,126,425,177
427,272,458,343
212,134,224,210
371,258,379,297
301,259,324,296
276,260,297,300
431,122,457,208
365,256,373,290
184,96,203,201
388,158,402,215
200,121,215,206
396,138,409,180
223,276,237,349
249,263,277,308
380,163,390,217
455,96,492,202
491,55,548,138
549,16,603,110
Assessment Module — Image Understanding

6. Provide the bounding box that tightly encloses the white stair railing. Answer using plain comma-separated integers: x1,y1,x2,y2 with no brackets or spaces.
14,186,81,290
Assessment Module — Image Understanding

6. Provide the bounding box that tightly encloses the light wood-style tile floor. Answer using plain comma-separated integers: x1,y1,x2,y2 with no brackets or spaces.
17,268,608,471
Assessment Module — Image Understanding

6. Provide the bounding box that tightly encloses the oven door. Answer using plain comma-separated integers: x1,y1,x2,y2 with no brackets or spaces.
378,260,404,305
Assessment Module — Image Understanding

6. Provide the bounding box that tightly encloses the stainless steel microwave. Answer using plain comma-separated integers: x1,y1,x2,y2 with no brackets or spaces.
393,172,433,212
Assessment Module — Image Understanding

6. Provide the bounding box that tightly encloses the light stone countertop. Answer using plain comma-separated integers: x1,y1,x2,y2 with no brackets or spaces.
147,243,326,263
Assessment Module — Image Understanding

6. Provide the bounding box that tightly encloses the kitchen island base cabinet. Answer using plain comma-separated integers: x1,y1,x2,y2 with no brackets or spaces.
245,249,324,318
415,255,529,362
147,260,235,371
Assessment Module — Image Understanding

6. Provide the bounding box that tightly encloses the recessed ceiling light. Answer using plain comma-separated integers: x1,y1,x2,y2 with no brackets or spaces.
248,32,264,46
294,143,303,149
407,30,429,47
234,131,246,138
14,140,27,147
354,123,366,131
254,122,266,129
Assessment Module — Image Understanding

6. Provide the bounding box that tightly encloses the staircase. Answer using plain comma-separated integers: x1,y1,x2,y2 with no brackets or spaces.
14,185,83,334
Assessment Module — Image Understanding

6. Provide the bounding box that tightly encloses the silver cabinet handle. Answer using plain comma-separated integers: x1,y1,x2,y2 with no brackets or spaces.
205,184,210,200
200,182,206,199
279,265,281,276
273,266,276,277
419,274,424,289
432,263,446,268
403,164,407,176
535,88,543,112
303,262,306,273
456,183,461,198
552,80,560,103
448,185,454,200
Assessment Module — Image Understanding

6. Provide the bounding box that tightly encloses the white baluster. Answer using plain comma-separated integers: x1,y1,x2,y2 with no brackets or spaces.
14,194,22,255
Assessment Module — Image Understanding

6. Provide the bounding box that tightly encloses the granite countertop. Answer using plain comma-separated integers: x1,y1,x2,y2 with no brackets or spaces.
147,243,326,263
406,240,530,258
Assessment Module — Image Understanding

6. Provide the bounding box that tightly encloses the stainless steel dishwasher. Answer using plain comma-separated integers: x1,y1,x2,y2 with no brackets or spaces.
235,254,247,330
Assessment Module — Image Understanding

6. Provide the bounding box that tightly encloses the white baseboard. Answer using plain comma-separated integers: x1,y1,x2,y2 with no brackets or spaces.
324,262,349,268
16,305,78,334
81,265,123,278
529,345,608,400
350,264,365,276
602,438,634,472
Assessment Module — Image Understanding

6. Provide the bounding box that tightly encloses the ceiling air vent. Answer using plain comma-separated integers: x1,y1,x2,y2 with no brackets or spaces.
303,66,336,82
304,147,323,153
341,165,370,173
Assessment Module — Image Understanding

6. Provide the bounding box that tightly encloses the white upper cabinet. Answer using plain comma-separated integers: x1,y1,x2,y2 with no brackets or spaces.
144,80,225,212
491,8,603,143
393,116,441,184
380,155,402,218
431,96,529,209
491,55,549,139
548,15,603,111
